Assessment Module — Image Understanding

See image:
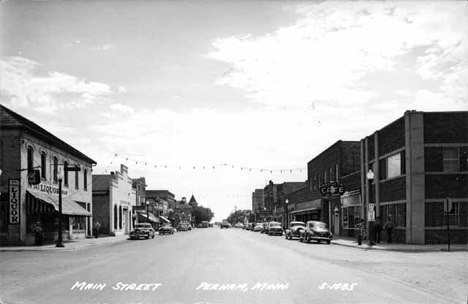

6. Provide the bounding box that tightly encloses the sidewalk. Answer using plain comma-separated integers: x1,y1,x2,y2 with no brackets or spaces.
332,236,468,252
0,235,130,252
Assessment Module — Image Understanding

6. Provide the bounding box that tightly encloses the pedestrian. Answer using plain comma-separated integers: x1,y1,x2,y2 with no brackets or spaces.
373,217,383,244
384,217,394,243
357,219,366,246
94,221,101,239
32,221,43,246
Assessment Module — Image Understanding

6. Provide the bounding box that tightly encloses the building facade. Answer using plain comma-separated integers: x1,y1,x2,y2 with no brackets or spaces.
0,105,95,245
361,110,468,244
305,140,361,234
251,189,264,222
92,165,136,236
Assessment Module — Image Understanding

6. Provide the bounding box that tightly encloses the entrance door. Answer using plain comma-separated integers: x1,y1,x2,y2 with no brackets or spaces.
123,209,128,234
334,213,340,235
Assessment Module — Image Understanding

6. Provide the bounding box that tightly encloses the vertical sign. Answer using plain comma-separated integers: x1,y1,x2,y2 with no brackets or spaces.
9,179,20,224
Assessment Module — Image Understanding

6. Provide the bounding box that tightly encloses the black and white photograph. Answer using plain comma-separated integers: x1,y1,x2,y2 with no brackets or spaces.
0,0,467,304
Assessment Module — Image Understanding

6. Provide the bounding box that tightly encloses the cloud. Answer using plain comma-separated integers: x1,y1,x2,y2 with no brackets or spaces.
118,86,127,93
0,56,112,113
92,44,114,51
110,103,135,115
207,2,467,112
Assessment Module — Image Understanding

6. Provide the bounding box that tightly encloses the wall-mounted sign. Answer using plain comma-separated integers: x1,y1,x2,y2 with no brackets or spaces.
9,179,20,224
28,182,69,196
320,182,345,198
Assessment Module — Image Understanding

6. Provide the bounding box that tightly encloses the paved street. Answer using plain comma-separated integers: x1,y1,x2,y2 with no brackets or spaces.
1,228,467,304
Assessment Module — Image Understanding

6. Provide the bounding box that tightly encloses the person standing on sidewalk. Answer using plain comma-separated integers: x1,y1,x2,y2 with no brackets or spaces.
357,219,366,246
384,217,394,243
94,221,101,238
373,217,383,244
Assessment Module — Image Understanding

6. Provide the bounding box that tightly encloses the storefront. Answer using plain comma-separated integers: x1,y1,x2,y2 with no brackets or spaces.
290,199,322,223
340,190,362,238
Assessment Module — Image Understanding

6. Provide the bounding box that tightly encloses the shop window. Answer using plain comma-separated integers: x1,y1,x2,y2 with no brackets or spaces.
119,206,122,229
41,152,47,179
27,146,34,172
341,206,361,229
443,148,459,172
53,157,58,182
75,167,79,189
72,216,86,230
83,169,88,191
64,161,69,186
380,203,406,227
426,202,463,227
114,205,118,230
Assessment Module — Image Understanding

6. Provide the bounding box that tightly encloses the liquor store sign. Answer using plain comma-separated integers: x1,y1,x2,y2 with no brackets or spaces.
9,180,20,224
28,182,69,197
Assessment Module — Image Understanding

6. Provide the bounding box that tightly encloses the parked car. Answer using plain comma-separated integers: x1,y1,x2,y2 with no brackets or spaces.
245,223,253,231
260,222,269,234
130,223,155,240
159,224,175,235
220,220,230,229
253,223,263,232
177,222,191,232
267,222,283,236
299,221,333,244
284,221,306,240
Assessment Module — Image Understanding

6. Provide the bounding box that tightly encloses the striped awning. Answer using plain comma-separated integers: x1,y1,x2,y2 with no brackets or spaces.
26,191,92,216
138,212,159,223
159,216,170,223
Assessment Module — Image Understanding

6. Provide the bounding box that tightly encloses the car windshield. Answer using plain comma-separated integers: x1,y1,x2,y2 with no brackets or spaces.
290,222,305,227
270,222,281,227
311,222,328,229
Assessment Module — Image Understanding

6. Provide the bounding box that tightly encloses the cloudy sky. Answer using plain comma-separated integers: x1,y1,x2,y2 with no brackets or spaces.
1,0,467,221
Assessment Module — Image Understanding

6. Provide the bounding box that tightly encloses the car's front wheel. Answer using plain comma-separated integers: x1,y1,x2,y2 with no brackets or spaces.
327,240,331,244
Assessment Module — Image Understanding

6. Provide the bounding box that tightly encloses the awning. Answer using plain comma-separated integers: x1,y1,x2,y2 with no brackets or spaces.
159,216,170,223
26,191,92,216
138,212,159,223
290,207,321,215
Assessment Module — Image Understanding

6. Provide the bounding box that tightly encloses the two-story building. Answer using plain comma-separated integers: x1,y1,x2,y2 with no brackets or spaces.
92,165,136,236
361,110,467,244
0,105,95,245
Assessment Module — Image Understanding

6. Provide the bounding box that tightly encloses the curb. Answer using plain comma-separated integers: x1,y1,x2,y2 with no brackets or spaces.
332,240,468,252
0,238,129,252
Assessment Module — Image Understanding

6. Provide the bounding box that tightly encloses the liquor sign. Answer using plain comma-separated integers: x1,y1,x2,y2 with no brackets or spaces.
9,179,20,224
320,182,345,198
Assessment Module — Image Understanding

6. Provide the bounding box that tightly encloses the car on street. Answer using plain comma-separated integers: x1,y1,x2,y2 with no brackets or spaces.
284,221,306,240
267,222,283,236
129,223,155,240
220,220,231,229
245,223,253,230
253,223,263,232
159,224,175,235
299,221,333,244
177,222,191,232
260,222,269,234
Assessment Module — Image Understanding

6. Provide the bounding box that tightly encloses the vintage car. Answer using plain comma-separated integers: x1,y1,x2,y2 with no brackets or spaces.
284,221,306,240
253,223,263,232
260,222,269,234
130,223,155,240
177,222,191,232
299,221,333,244
220,220,231,229
159,224,175,235
267,222,283,236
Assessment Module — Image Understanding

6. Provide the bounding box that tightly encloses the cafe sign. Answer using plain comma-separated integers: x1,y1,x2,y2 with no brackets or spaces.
9,179,20,224
320,181,345,199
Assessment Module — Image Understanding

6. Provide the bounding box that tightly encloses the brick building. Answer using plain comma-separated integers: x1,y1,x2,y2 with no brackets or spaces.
251,189,264,220
362,110,467,244
0,105,95,245
92,165,136,236
275,182,306,226
299,140,361,235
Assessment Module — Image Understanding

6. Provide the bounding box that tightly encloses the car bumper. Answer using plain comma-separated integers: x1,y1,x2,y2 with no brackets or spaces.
310,236,333,241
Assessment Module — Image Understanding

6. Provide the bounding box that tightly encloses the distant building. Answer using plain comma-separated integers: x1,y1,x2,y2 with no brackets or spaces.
252,189,264,219
92,165,136,236
0,105,96,245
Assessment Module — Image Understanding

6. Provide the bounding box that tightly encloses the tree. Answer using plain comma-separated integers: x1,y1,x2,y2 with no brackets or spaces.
191,205,214,224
